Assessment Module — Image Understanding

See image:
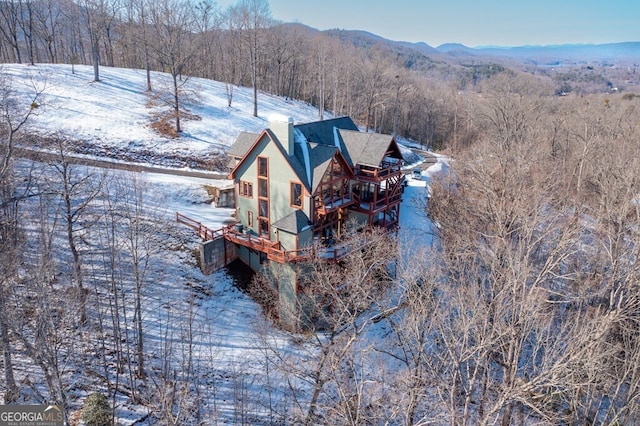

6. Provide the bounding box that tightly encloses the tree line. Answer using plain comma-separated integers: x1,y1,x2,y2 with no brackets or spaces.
0,0,466,148
246,74,640,425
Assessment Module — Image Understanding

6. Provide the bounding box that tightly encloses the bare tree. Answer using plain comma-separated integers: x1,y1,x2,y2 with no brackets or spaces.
0,1,23,63
192,0,221,80
79,0,119,81
149,0,197,133
0,71,42,404
427,84,640,424
354,48,394,132
230,0,272,117
256,226,396,424
51,141,105,325
114,173,156,380
219,5,246,107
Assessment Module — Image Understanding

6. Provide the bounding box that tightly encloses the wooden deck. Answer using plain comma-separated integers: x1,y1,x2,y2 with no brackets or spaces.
176,212,347,264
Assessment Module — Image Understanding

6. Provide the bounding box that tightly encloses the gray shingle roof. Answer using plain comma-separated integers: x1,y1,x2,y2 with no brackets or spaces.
294,116,358,148
272,209,312,234
339,130,397,168
228,131,259,158
306,143,338,193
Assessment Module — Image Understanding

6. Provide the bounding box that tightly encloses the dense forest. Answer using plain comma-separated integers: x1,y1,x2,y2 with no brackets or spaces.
2,0,640,424
2,0,637,150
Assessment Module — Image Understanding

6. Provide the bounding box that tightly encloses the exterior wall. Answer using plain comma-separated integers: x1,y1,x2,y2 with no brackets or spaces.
234,136,261,234
200,238,237,274
233,134,310,244
298,227,313,249
269,176,307,237
275,227,312,253
236,245,263,271
277,229,298,253
268,262,299,330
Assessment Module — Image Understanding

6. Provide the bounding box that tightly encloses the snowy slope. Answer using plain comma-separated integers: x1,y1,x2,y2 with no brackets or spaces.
3,63,323,169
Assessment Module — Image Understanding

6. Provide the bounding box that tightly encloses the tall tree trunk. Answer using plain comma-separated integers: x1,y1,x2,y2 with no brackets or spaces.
91,32,100,82
252,65,258,117
63,185,87,325
172,72,181,133
0,311,18,403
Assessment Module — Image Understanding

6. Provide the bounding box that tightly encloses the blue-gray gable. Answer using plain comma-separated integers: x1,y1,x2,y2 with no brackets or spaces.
293,142,339,194
294,116,358,147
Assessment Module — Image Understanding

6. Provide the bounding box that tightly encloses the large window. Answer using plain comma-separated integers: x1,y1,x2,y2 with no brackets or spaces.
291,182,302,207
259,199,269,217
259,219,269,236
257,156,269,236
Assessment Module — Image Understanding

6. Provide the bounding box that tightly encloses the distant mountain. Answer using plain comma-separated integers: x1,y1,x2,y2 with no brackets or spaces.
316,27,445,70
396,41,439,56
471,42,640,64
277,23,640,95
436,43,473,53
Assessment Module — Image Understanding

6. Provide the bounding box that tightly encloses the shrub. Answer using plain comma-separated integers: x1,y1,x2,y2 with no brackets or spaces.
82,392,112,426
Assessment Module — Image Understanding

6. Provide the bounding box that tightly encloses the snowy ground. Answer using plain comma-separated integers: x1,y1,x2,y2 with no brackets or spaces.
2,63,448,423
3,63,322,170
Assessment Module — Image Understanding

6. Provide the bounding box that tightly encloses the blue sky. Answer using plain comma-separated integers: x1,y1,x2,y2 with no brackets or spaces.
217,0,639,47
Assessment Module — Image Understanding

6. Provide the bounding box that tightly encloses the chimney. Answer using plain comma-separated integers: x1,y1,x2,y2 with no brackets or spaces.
269,115,294,156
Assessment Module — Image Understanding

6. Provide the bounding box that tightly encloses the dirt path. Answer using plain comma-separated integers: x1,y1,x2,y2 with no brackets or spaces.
14,146,230,180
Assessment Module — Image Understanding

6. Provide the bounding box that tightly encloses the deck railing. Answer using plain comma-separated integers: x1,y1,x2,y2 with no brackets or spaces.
176,212,350,264
176,212,224,241
355,163,401,181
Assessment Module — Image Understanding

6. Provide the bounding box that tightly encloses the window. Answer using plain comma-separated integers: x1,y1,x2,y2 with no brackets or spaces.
239,181,253,198
247,211,254,228
258,156,268,177
291,182,302,207
258,179,268,198
259,218,269,237
257,156,269,236
259,199,269,218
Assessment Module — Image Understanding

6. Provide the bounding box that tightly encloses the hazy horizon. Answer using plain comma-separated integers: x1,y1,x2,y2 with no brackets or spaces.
216,0,638,48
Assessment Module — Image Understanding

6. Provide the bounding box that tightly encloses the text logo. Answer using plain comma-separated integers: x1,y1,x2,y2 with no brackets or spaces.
0,405,63,426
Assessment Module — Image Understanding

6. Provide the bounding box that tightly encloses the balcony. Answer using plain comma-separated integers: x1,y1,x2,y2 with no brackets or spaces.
177,212,351,264
354,161,402,182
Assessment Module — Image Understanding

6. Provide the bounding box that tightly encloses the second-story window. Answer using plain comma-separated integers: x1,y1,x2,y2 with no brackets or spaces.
291,182,302,207
239,181,253,197
259,179,268,198
258,156,268,177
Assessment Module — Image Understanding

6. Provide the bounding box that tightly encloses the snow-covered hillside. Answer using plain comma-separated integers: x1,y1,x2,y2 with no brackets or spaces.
3,63,324,169
3,63,423,169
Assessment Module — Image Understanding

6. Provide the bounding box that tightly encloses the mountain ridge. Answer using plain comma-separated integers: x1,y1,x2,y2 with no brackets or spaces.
289,24,640,64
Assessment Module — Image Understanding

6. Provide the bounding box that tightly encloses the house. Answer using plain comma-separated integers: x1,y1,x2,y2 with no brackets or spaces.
224,115,405,327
